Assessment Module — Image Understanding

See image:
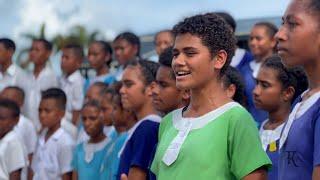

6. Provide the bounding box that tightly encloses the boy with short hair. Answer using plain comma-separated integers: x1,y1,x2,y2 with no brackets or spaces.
31,88,75,180
0,38,30,112
27,38,59,131
0,99,28,180
0,86,38,180
59,44,85,137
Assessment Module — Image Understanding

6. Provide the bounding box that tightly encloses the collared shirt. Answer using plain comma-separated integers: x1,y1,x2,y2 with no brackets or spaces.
25,65,59,131
0,63,30,113
0,131,28,179
59,70,84,115
31,128,75,180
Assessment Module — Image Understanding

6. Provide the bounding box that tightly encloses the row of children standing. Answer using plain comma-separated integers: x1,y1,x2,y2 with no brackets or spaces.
1,0,319,178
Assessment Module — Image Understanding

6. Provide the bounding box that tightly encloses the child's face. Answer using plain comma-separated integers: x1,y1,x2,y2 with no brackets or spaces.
85,85,103,103
155,32,174,55
0,89,23,108
29,41,51,66
120,66,148,112
0,107,18,139
61,49,81,75
275,0,320,67
88,43,109,70
248,26,276,59
82,106,104,138
39,98,64,129
0,43,11,65
253,67,285,112
172,33,217,90
113,39,137,65
100,95,113,126
152,66,183,114
111,103,128,128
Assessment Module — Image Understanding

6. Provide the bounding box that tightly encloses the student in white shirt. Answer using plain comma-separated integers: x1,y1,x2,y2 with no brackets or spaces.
0,86,38,180
0,99,28,180
31,88,75,180
26,39,59,131
0,38,30,113
60,44,85,126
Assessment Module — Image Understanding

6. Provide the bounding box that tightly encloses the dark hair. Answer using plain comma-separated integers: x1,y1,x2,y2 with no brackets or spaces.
254,22,278,38
92,40,113,67
90,81,109,94
307,0,320,23
262,55,308,103
0,38,16,52
215,12,236,32
41,88,67,110
114,32,140,57
0,99,20,118
222,66,246,105
82,99,101,110
159,46,175,79
63,44,84,59
109,81,123,108
172,13,236,76
34,38,53,51
3,86,25,101
127,60,160,85
154,30,174,43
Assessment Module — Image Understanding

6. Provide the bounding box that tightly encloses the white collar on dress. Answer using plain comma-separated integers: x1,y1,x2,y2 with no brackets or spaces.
172,102,241,131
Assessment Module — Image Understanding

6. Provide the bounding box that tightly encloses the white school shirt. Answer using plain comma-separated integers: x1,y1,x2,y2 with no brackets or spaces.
249,60,263,78
59,70,84,120
31,128,75,180
0,131,28,179
25,65,59,131
14,115,38,155
0,63,30,113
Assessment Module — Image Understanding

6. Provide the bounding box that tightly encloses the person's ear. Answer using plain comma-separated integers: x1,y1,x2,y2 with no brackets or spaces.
282,86,295,102
226,84,236,99
146,81,157,96
213,50,228,70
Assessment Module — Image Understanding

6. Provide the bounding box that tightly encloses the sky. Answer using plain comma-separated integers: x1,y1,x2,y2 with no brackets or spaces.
0,0,291,43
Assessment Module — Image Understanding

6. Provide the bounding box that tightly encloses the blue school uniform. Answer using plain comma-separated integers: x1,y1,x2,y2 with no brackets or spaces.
84,73,116,92
231,48,254,71
260,120,284,180
238,60,268,125
72,138,111,180
100,130,128,180
117,115,161,180
279,92,320,180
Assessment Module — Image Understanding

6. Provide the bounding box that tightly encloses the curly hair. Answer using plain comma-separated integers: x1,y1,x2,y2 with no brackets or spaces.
262,55,308,103
172,13,236,76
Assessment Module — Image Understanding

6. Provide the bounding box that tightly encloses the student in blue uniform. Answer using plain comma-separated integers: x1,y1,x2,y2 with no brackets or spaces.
84,41,115,92
215,12,254,71
275,0,320,179
72,100,110,180
239,22,278,125
118,60,161,180
253,55,308,180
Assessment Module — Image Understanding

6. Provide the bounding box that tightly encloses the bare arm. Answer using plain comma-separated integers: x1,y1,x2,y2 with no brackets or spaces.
313,166,320,180
127,166,147,180
72,110,81,125
27,154,33,180
9,169,21,180
62,172,72,180
242,167,267,180
72,171,78,180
